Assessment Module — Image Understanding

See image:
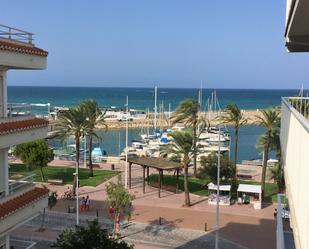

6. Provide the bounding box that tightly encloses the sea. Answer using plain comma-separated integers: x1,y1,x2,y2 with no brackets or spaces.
8,86,301,162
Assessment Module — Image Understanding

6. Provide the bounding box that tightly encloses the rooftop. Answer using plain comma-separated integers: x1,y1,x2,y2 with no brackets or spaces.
0,117,49,135
0,187,49,219
0,24,48,57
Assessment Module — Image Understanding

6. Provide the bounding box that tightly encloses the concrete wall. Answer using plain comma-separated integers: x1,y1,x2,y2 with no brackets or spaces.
0,196,48,236
0,50,46,70
281,99,309,249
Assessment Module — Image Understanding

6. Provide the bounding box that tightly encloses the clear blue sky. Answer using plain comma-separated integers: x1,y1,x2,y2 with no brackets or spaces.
2,1,309,89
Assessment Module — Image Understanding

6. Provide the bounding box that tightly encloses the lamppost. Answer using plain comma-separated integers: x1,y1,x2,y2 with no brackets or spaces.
215,125,221,249
125,96,129,189
73,172,79,225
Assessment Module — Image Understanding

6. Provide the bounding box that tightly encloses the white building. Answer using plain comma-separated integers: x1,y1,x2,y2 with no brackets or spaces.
0,24,49,249
279,2,309,249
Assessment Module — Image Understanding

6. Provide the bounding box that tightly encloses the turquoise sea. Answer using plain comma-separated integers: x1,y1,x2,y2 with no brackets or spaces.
8,86,301,162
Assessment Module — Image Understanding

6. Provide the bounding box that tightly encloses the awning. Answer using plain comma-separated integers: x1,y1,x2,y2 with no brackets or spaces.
237,184,261,194
207,182,231,191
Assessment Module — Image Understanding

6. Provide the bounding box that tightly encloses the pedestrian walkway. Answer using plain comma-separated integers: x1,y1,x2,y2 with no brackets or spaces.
12,211,246,249
34,162,276,249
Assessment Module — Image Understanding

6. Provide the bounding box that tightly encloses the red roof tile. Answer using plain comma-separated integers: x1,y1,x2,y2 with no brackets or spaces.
0,187,49,219
0,40,48,57
0,118,49,135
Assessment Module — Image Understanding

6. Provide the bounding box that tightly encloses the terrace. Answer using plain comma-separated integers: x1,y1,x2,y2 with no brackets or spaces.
280,96,309,249
0,24,34,45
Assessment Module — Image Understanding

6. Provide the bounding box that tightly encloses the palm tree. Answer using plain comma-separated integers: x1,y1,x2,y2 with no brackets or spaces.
255,108,280,200
80,100,107,177
56,106,88,195
163,131,195,207
257,126,284,192
219,103,247,171
170,99,206,177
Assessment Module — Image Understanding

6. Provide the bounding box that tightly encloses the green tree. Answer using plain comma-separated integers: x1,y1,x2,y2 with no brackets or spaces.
80,99,107,177
51,219,132,249
163,131,195,207
106,176,134,235
170,99,206,177
13,139,53,181
56,106,88,195
198,152,235,184
257,126,284,192
255,108,280,200
219,103,247,167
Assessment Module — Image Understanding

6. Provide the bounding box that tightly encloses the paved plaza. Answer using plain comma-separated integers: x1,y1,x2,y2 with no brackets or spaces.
13,160,276,248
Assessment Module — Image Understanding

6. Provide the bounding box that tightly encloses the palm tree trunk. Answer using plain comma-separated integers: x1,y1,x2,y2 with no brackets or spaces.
89,135,94,177
233,127,238,166
73,137,80,196
233,127,239,181
183,164,190,207
193,122,197,177
40,166,45,181
261,134,270,202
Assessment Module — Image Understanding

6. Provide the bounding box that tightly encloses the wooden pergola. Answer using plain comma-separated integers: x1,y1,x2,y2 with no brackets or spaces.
128,157,182,198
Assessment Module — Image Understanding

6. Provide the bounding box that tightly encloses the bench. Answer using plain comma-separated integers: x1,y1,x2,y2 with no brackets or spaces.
47,179,64,185
237,174,253,179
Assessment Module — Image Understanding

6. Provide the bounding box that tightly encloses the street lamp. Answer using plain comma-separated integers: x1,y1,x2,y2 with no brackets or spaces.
215,125,222,249
73,172,79,225
125,96,129,189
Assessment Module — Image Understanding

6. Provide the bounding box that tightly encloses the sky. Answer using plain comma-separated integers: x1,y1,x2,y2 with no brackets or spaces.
2,1,309,89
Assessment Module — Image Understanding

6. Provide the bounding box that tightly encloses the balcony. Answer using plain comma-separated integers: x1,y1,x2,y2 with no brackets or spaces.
0,116,49,149
280,97,309,249
0,24,48,69
0,171,48,236
0,187,48,236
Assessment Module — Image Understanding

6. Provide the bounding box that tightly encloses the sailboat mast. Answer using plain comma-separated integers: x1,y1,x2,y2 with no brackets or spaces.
154,85,157,130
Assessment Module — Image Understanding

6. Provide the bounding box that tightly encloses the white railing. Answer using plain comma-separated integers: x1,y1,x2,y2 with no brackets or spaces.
283,97,309,120
276,194,286,249
0,24,34,45
8,173,35,194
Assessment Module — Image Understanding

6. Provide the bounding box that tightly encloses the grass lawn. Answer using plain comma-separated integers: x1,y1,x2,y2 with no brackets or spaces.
149,174,279,203
9,164,119,187
148,174,210,196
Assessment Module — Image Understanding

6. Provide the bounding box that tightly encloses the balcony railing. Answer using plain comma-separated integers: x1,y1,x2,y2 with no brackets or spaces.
283,97,309,120
0,172,35,200
0,24,33,45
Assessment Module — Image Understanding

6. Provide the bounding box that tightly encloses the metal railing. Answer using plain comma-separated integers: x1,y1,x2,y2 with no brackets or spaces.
8,173,35,194
284,97,309,120
0,24,34,45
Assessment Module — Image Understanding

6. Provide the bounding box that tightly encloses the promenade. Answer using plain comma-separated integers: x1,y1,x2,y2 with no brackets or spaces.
21,161,276,249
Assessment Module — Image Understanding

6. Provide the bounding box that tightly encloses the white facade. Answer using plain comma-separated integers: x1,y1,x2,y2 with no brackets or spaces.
0,26,48,249
281,97,309,249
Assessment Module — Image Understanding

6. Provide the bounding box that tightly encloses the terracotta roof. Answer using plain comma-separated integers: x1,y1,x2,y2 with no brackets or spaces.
0,40,48,57
0,118,49,135
0,187,49,219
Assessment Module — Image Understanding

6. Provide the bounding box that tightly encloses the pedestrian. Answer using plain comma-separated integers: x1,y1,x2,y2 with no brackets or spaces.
80,196,86,211
85,195,90,211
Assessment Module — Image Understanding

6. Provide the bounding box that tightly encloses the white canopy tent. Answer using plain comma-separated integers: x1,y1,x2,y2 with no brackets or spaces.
237,184,261,194
207,182,231,192
237,184,262,209
207,182,231,206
